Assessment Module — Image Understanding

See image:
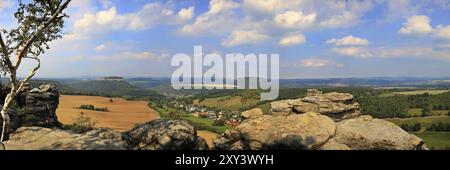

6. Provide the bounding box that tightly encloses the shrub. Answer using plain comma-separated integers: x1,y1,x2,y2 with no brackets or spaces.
213,119,225,126
77,104,110,112
63,112,96,134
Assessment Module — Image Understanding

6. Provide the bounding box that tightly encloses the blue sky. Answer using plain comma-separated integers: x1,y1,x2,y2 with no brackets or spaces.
1,0,450,78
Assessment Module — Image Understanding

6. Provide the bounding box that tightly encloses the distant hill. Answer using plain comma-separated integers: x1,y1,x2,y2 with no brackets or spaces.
65,80,164,99
127,77,170,89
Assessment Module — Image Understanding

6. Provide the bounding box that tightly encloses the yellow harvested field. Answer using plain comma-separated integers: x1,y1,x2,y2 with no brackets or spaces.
57,95,160,131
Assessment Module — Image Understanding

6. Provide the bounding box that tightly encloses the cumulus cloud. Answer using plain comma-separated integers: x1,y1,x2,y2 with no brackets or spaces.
274,11,316,29
91,51,170,62
177,6,195,21
326,35,369,46
279,34,306,46
222,29,269,47
95,44,106,51
179,0,379,47
332,47,373,58
0,0,12,9
399,15,433,35
300,58,343,68
332,46,450,61
180,0,239,35
435,25,450,40
73,3,194,37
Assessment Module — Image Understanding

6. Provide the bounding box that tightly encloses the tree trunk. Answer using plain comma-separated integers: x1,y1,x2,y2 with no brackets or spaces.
0,94,13,142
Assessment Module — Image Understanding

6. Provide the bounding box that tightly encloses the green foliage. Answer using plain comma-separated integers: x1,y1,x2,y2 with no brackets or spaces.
168,111,181,119
63,112,96,134
400,123,422,132
66,80,164,100
77,104,109,112
1,0,70,74
427,123,450,131
212,119,225,126
415,132,450,150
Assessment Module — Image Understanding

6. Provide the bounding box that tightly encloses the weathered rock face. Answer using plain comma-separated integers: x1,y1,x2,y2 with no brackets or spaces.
16,84,60,128
3,127,127,150
269,89,361,121
323,115,427,150
241,108,264,120
0,84,60,139
214,89,427,150
213,112,336,150
122,119,209,150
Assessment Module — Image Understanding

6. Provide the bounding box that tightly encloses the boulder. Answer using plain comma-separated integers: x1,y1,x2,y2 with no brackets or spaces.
269,99,297,116
241,108,264,120
318,138,351,150
332,115,427,150
122,119,209,150
213,112,336,150
3,127,127,150
269,89,361,121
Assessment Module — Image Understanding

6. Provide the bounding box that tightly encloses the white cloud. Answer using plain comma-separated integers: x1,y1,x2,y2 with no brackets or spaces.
73,3,192,37
180,0,239,35
274,11,316,29
0,0,12,9
332,46,450,61
300,58,343,68
435,25,450,40
279,34,306,46
179,0,380,46
91,51,169,62
95,44,106,51
178,6,195,21
326,35,369,46
222,29,269,47
399,15,433,35
332,47,373,58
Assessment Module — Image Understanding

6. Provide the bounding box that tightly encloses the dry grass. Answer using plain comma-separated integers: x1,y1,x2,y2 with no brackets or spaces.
57,95,160,131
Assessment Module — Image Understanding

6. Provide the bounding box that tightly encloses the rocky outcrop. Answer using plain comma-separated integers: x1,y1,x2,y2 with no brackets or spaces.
214,89,427,150
3,127,127,150
16,84,61,127
122,119,209,150
241,108,264,120
0,84,60,139
213,112,336,150
269,89,361,121
321,115,427,150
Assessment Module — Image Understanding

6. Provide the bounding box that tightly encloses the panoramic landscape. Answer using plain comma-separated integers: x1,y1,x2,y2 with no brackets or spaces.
0,0,449,153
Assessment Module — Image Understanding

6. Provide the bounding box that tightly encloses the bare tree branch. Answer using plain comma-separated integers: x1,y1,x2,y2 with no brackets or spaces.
14,0,72,69
1,0,72,142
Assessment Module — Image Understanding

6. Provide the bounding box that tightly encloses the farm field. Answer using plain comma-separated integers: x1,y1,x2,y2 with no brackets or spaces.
386,116,450,129
407,108,449,117
415,132,450,149
193,96,259,111
57,95,160,131
380,89,450,97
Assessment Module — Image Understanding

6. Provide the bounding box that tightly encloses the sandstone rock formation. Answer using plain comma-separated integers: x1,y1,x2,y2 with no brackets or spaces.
240,108,264,120
1,84,60,139
16,84,61,127
269,89,361,121
3,127,127,150
214,89,427,150
214,112,336,150
122,119,209,150
324,115,427,150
